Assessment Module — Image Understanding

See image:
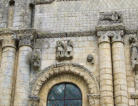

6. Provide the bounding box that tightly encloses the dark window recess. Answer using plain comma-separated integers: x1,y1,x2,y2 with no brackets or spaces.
47,83,82,106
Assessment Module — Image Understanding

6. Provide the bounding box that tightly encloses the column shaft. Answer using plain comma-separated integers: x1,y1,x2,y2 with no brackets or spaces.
112,34,128,105
98,32,114,106
14,46,32,106
0,38,16,106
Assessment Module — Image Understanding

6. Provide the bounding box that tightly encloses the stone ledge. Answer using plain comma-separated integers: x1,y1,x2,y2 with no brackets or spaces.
0,28,137,39
131,93,138,99
96,24,125,31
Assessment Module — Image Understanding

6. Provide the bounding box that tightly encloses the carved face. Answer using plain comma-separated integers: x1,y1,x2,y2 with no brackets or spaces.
87,54,93,62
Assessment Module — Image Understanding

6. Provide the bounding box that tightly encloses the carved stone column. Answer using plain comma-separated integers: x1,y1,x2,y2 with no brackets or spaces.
0,35,16,106
97,31,114,106
14,35,33,106
112,30,128,106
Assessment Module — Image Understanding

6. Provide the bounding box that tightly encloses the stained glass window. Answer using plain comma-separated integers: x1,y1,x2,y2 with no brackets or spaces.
47,83,82,106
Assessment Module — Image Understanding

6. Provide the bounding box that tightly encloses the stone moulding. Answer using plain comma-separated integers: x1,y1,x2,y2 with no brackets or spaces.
131,93,138,99
30,63,100,97
0,28,137,39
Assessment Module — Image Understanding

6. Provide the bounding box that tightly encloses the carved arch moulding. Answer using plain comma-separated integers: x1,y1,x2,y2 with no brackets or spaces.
30,63,100,105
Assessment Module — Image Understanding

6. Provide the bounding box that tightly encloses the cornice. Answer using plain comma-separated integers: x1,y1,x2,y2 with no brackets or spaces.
36,30,96,38
0,28,137,39
96,24,125,32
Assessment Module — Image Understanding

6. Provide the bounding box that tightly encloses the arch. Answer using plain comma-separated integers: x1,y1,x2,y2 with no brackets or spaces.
31,63,99,97
47,83,82,106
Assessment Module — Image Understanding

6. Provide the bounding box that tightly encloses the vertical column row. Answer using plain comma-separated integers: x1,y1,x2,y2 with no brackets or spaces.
112,31,128,106
0,35,16,106
14,36,33,106
98,31,114,106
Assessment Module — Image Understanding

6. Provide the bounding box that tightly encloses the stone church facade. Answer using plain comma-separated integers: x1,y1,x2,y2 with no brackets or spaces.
0,0,138,106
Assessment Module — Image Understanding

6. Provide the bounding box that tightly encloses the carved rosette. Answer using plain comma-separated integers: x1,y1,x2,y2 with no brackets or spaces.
19,35,33,47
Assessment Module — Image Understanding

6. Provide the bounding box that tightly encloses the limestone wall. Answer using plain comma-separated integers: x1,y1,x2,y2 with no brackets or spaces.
0,0,9,28
30,35,99,82
34,0,138,33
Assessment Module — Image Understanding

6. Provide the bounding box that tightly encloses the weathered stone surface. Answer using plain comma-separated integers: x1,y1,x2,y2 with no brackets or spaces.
0,0,138,105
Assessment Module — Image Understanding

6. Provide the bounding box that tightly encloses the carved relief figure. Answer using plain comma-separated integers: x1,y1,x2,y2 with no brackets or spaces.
65,40,73,58
56,40,73,60
129,36,138,69
56,41,65,59
31,49,41,69
99,11,122,23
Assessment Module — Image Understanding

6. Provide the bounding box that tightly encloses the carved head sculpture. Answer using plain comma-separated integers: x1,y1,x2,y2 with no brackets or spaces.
87,54,94,64
112,12,120,21
129,36,137,44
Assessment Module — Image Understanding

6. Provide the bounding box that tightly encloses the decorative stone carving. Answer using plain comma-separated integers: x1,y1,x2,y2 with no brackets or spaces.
2,37,16,49
88,94,100,105
99,11,122,24
31,49,41,70
29,96,40,106
129,35,138,70
19,35,33,47
56,40,73,60
31,63,99,97
87,54,94,64
97,30,124,44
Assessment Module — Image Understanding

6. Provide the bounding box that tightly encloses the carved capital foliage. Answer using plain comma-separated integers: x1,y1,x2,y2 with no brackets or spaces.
112,30,124,43
0,30,17,49
97,31,110,44
2,37,16,49
19,35,33,47
97,30,124,44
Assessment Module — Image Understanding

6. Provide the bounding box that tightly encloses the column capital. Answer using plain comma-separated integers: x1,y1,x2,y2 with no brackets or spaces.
2,37,16,49
19,35,33,47
97,31,113,44
111,30,124,43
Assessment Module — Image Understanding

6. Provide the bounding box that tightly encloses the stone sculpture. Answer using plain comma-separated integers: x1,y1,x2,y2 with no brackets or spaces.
87,54,94,64
129,36,138,70
31,49,41,69
56,40,73,60
99,11,122,24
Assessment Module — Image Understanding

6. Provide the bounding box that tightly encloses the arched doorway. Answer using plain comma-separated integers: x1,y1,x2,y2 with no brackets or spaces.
47,83,82,106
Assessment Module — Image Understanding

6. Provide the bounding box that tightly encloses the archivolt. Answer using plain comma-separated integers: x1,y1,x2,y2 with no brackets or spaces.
31,63,99,96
